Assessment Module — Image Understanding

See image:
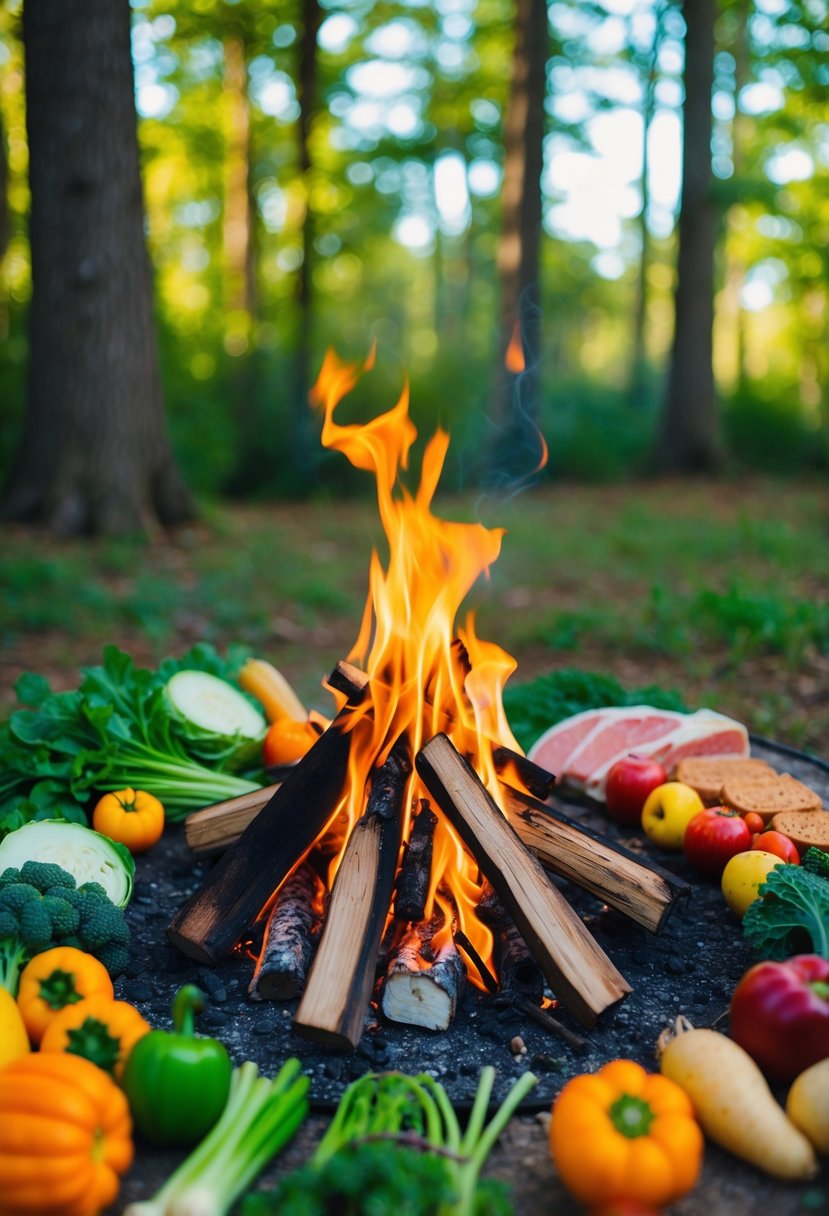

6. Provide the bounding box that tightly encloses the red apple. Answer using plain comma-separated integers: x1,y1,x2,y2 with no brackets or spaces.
604,754,669,825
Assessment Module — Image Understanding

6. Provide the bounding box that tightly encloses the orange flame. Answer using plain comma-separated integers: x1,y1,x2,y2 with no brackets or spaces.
505,321,525,373
310,351,525,984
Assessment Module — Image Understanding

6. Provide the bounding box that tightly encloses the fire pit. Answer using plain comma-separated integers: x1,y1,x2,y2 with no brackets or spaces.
122,733,828,1109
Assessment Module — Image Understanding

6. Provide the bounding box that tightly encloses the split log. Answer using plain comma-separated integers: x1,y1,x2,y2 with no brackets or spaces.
293,744,411,1050
416,733,631,1027
501,788,689,933
393,800,437,922
168,671,369,964
248,861,325,1001
185,786,278,854
381,921,466,1031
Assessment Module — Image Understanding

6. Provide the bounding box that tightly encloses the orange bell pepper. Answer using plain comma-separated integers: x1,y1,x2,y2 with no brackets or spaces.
549,1058,703,1208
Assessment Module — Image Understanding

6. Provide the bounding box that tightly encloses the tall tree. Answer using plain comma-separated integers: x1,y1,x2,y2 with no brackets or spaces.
656,0,720,470
1,0,193,534
488,0,548,483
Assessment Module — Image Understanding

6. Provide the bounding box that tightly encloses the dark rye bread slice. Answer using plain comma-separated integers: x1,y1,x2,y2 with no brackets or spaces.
720,773,824,823
673,757,777,805
770,810,829,853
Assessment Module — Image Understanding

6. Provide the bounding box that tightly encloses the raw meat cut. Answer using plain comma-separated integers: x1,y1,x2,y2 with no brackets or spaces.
527,705,750,801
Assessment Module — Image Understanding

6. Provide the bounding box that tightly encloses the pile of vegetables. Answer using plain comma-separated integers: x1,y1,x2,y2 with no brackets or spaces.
0,643,270,831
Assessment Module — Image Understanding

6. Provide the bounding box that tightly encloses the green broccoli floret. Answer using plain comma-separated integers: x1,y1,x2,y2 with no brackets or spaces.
802,848,829,879
0,861,131,994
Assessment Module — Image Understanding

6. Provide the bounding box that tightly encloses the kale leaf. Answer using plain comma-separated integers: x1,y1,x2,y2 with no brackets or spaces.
742,863,829,960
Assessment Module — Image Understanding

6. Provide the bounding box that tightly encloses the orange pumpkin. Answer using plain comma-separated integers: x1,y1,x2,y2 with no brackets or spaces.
0,1052,133,1216
40,994,151,1080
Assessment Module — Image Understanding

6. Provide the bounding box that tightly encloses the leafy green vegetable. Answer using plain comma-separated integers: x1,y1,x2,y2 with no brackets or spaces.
801,848,829,879
742,864,829,960
0,859,130,993
0,643,266,825
502,668,689,752
245,1141,513,1216
246,1067,535,1216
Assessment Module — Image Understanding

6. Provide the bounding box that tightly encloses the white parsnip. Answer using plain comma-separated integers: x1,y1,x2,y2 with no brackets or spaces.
787,1058,829,1155
657,1017,818,1181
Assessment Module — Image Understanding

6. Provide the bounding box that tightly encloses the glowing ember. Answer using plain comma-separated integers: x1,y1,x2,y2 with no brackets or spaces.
310,349,528,981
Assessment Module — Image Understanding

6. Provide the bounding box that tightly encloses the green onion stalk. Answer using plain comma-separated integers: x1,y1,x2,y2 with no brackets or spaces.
124,1058,309,1216
312,1065,538,1216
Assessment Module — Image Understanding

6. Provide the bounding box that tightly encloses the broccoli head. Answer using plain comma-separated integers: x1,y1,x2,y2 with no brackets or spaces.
0,860,130,994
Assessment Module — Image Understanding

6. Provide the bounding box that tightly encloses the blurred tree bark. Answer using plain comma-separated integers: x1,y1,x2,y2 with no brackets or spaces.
655,0,721,471
291,0,322,486
488,0,547,484
0,0,194,535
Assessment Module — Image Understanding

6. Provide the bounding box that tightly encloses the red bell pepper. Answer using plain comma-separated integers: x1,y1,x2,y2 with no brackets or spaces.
729,954,829,1081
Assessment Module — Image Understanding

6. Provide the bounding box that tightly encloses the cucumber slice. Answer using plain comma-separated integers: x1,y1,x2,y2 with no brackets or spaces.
165,670,267,740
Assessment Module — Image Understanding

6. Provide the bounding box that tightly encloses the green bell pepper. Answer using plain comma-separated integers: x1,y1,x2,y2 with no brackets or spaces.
122,984,233,1147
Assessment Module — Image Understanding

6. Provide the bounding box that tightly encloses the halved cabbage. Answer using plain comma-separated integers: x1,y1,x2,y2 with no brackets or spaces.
0,820,135,907
165,670,267,768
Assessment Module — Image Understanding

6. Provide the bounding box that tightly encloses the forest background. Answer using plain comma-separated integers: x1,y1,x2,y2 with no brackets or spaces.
0,0,827,755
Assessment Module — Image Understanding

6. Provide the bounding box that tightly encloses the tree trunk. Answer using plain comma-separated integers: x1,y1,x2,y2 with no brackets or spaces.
1,0,194,535
655,0,720,471
719,0,750,395
628,3,666,408
488,0,547,484
291,0,322,488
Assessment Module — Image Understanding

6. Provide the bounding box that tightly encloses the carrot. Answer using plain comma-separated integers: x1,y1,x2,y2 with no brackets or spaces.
656,1016,818,1180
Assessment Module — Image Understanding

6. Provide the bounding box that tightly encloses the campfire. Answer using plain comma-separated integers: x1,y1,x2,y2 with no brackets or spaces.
168,350,686,1047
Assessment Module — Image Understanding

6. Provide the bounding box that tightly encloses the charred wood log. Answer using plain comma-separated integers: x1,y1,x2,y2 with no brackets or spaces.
416,733,631,1027
168,675,368,964
381,920,466,1031
248,861,325,1001
496,920,544,1005
393,799,437,923
293,744,411,1050
491,747,556,799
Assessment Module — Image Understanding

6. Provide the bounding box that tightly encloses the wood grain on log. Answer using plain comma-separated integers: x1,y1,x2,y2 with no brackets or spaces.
416,733,631,1027
248,861,325,1001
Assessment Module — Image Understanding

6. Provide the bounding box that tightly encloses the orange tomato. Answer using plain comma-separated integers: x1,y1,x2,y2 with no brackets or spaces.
262,719,318,766
92,787,165,853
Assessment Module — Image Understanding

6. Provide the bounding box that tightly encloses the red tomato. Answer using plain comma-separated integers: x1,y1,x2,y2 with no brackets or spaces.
604,755,668,826
683,807,752,875
751,830,799,865
742,812,765,836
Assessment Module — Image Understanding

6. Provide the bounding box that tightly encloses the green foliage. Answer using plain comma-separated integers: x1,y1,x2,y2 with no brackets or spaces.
802,849,829,880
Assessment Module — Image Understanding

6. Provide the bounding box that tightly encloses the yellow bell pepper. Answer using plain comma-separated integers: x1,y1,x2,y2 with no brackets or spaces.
0,986,30,1066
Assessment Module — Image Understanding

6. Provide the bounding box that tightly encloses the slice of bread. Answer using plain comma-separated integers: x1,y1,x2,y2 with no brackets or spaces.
770,810,829,853
720,773,824,822
673,757,777,805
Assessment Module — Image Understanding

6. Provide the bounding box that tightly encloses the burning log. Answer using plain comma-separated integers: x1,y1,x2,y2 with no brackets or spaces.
248,861,325,1001
496,921,545,1005
168,676,369,964
416,733,631,1027
491,747,556,800
501,788,689,933
293,744,411,1050
393,799,437,923
381,918,466,1032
